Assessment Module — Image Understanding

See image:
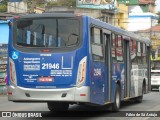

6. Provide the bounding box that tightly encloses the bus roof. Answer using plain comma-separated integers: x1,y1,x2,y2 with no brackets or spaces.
17,13,77,19
88,16,151,46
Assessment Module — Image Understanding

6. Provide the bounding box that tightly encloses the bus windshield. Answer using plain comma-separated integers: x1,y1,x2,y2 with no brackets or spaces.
15,18,79,48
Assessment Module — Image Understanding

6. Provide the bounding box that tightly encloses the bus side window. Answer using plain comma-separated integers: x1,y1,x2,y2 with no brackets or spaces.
131,40,137,64
116,35,123,62
112,33,117,62
91,27,104,62
137,42,142,64
142,43,147,64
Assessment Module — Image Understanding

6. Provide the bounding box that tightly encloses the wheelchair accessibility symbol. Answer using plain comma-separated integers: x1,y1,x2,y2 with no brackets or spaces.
12,52,19,59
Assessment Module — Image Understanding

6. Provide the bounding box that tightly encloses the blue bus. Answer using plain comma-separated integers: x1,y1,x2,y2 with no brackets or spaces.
7,13,151,111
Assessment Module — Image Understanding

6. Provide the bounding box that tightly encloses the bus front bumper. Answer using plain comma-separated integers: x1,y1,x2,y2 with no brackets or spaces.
8,85,90,102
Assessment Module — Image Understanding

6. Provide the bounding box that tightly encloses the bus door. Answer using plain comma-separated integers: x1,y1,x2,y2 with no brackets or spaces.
90,27,111,105
103,30,112,103
123,38,131,98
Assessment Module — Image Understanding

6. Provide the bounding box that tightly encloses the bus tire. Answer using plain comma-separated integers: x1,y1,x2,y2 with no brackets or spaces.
47,102,69,112
112,84,121,112
134,84,144,103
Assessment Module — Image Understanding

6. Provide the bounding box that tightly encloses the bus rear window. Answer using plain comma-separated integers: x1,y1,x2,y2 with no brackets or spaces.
15,18,79,48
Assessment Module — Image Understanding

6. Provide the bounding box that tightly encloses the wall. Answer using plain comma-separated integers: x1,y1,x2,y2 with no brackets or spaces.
115,4,128,30
7,2,27,13
128,13,158,31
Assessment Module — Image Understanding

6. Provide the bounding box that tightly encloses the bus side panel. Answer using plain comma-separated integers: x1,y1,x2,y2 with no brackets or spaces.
111,63,125,102
90,62,106,105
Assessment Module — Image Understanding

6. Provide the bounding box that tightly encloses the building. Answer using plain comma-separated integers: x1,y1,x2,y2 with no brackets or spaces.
46,0,129,28
0,20,8,93
117,0,158,31
136,25,160,62
34,7,45,14
8,0,27,13
117,0,156,13
128,12,158,31
115,3,128,30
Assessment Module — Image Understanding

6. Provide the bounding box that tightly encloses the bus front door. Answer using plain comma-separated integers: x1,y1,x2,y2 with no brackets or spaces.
104,31,112,103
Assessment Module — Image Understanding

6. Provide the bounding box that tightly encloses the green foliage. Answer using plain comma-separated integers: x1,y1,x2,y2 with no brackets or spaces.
0,0,8,12
47,0,76,7
0,4,7,12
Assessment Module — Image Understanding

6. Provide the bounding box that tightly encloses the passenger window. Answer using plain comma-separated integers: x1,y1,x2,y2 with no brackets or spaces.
137,42,142,64
116,35,123,62
112,33,116,62
93,28,101,44
91,27,104,61
142,44,147,64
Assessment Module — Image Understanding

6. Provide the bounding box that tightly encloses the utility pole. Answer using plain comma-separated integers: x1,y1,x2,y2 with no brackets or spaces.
150,16,152,40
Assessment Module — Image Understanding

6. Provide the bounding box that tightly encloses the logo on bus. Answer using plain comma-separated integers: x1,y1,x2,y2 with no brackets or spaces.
12,51,19,59
94,68,102,76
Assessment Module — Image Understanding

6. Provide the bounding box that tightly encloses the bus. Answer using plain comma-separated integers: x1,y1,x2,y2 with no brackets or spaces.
7,13,151,112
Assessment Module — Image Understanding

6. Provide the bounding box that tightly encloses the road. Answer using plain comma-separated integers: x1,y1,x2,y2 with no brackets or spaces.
0,91,160,119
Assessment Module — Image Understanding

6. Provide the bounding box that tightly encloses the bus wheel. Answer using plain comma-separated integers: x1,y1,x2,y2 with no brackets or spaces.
134,84,144,103
112,84,121,112
47,102,69,112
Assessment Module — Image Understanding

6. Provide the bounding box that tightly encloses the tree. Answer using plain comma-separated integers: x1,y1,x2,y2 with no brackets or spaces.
47,0,76,7
0,0,8,12
157,11,160,24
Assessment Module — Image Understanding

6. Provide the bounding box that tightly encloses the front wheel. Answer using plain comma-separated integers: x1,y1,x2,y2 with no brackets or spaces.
112,84,121,112
47,102,69,112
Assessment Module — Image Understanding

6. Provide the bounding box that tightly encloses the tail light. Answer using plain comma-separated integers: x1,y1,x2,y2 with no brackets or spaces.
9,58,17,85
76,57,87,87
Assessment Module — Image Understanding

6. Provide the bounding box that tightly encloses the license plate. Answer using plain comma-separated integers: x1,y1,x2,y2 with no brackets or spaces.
38,77,53,82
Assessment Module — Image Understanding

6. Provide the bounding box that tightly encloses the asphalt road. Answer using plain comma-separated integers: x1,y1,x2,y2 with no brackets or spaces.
0,91,160,120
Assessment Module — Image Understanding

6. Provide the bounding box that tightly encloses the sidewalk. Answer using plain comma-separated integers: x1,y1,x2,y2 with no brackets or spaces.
0,94,7,97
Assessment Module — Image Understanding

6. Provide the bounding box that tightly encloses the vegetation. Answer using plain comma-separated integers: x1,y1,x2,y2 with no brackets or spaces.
47,0,76,7
0,0,8,12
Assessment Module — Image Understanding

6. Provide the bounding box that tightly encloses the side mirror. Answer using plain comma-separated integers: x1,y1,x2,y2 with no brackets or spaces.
8,21,12,29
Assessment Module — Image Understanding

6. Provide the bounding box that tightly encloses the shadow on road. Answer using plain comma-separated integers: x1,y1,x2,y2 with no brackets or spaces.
41,100,141,118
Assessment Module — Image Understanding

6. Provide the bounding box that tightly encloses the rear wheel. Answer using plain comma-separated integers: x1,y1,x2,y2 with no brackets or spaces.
47,102,69,112
112,84,121,112
134,84,144,103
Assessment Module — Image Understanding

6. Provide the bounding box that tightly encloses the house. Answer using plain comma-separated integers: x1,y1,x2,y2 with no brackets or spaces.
117,0,158,31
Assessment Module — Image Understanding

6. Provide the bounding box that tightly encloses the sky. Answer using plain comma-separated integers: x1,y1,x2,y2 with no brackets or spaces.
156,0,160,13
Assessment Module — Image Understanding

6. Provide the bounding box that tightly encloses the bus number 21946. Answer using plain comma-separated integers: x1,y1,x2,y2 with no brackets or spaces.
42,63,59,70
